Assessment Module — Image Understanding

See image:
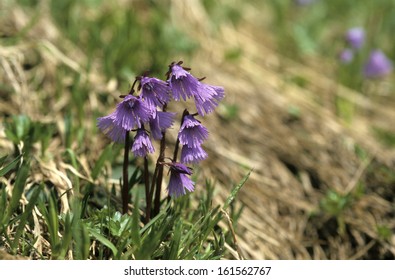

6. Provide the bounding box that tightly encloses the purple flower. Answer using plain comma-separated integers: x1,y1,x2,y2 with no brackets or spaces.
131,129,155,157
167,162,195,197
113,95,152,130
168,62,224,116
339,48,354,64
97,112,126,143
168,63,200,101
363,50,393,78
180,145,208,164
178,114,208,148
346,27,365,49
140,76,172,111
149,111,176,140
193,84,225,116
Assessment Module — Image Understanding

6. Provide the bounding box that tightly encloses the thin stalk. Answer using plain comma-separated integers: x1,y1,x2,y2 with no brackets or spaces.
122,131,131,214
144,157,151,223
151,104,170,216
153,132,166,216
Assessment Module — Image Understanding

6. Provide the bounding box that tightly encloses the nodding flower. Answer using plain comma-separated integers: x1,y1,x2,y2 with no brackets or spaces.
178,114,209,148
97,94,152,143
167,162,195,197
180,145,208,164
167,61,224,116
139,76,172,112
131,128,155,157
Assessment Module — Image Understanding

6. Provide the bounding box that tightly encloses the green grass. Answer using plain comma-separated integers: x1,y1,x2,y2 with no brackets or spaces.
0,131,250,259
0,0,249,260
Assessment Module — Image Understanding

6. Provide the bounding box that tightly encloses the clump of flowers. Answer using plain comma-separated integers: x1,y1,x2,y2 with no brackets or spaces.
338,27,393,78
97,61,224,220
338,27,365,64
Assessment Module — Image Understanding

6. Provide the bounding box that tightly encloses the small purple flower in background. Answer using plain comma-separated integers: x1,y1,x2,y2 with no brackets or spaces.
114,95,152,131
140,76,172,111
178,114,209,148
180,145,208,164
339,48,354,64
149,111,176,140
345,27,365,49
167,61,225,116
363,50,393,78
97,112,126,143
131,128,155,157
167,162,195,197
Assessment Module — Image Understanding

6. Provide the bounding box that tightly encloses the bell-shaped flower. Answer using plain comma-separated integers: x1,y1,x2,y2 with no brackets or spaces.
178,114,208,148
149,111,176,140
167,162,195,197
131,128,155,157
140,76,172,111
180,145,208,164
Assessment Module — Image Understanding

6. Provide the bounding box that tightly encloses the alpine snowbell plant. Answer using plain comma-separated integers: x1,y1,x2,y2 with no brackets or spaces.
97,61,224,221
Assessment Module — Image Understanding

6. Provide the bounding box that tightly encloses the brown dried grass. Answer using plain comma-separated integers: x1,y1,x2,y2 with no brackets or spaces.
170,1,395,259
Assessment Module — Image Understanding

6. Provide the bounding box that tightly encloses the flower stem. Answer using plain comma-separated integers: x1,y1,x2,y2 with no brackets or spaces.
122,131,131,214
153,131,166,216
152,104,169,216
144,156,151,223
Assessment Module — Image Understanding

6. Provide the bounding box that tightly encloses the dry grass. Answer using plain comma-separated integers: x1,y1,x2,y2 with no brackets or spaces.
171,1,395,259
1,0,394,259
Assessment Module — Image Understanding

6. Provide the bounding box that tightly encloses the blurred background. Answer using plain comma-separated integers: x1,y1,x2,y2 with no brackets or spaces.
1,0,395,259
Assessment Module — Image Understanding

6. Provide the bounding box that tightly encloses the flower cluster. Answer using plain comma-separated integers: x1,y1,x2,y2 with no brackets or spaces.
339,27,393,78
98,61,224,199
339,27,365,65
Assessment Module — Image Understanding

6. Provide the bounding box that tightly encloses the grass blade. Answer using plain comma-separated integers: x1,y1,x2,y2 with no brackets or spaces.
0,155,8,166
11,185,43,252
3,163,29,224
131,192,141,248
223,169,251,211
88,229,118,256
0,154,22,177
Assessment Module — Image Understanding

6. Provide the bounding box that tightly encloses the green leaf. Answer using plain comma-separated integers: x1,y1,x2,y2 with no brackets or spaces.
59,212,74,259
168,221,182,259
3,163,29,224
223,170,251,210
131,192,141,248
88,229,118,256
0,188,8,233
0,155,8,166
11,185,43,251
140,202,171,235
0,154,22,177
